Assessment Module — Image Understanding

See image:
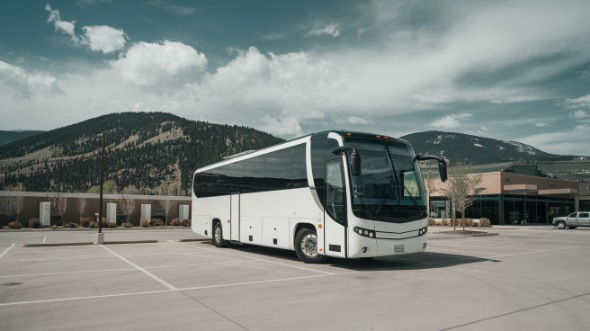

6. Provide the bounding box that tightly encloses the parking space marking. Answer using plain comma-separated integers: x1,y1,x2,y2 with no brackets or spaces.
0,267,137,279
0,243,15,259
0,272,331,308
100,245,178,291
174,241,335,275
0,289,173,307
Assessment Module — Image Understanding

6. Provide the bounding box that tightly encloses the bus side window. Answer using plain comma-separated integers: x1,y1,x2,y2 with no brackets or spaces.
326,161,346,225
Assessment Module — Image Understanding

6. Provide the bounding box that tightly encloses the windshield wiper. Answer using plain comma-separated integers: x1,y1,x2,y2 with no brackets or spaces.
372,179,396,216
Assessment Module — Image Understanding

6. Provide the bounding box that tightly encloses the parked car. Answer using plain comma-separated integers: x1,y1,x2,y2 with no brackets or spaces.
553,212,590,229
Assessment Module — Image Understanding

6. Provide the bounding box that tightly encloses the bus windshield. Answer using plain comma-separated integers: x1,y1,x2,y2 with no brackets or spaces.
345,137,427,224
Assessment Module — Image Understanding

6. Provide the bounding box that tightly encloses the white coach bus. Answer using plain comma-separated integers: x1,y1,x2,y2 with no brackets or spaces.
191,130,447,263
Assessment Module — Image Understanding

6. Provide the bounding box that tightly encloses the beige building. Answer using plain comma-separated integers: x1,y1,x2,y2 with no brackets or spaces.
429,172,590,225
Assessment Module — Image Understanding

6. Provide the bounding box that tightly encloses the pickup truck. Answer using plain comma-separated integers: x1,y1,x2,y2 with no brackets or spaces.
553,212,590,229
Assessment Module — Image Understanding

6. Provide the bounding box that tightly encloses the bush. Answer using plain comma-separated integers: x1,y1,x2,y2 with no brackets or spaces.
29,218,41,228
170,218,182,226
140,219,150,227
121,222,134,228
465,219,474,227
150,218,164,227
181,219,191,227
89,221,98,228
8,221,22,229
80,217,92,228
107,222,117,228
441,219,449,226
480,217,491,227
65,222,79,228
428,218,436,226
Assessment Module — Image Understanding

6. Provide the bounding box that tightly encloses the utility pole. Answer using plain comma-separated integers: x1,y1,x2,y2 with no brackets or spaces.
95,132,105,245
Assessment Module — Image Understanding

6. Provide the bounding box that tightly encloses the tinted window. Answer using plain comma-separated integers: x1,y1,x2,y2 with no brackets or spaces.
194,143,307,197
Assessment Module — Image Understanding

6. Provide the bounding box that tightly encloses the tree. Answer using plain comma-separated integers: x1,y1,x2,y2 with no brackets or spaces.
440,162,482,231
51,193,68,226
6,183,25,222
118,186,138,225
78,197,87,221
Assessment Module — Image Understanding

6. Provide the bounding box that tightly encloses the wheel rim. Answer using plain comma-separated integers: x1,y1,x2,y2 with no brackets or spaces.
215,225,222,244
300,233,318,257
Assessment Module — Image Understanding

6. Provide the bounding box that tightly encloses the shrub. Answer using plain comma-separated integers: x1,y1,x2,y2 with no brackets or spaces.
140,219,150,227
107,222,117,228
89,221,98,228
170,218,182,226
122,222,134,228
29,218,41,228
65,222,79,228
480,217,491,227
181,219,191,227
150,218,164,227
428,218,436,226
8,221,22,229
441,219,449,226
465,219,474,227
80,217,92,228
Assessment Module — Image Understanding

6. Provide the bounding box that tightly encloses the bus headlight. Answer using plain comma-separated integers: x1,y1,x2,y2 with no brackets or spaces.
354,227,375,238
418,226,428,237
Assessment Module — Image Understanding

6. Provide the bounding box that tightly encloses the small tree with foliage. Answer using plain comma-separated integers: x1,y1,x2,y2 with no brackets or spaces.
118,186,138,226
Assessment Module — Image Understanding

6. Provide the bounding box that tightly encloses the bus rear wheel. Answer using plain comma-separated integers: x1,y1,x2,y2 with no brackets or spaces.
295,228,327,264
213,221,228,248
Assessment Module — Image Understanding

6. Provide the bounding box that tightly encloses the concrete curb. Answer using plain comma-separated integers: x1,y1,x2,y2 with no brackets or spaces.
23,240,158,247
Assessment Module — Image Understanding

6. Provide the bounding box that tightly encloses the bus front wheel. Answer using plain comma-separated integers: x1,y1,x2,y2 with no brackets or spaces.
295,228,327,264
213,221,228,248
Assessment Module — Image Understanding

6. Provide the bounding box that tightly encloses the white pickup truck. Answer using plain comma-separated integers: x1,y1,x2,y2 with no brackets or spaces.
553,212,590,229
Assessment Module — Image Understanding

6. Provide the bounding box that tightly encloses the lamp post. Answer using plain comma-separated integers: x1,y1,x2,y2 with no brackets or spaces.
95,132,105,245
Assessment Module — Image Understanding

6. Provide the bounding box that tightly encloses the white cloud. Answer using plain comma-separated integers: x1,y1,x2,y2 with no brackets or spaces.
81,26,127,54
429,113,472,129
46,4,127,54
566,94,590,109
0,61,58,98
518,124,590,155
570,110,588,119
111,41,207,86
307,24,340,38
348,116,370,125
45,4,78,43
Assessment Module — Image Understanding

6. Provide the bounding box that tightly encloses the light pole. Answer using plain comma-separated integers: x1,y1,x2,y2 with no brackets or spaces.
95,132,105,245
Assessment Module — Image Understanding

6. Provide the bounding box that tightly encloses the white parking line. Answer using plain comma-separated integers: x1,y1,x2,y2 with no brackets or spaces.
100,245,178,291
0,243,15,259
0,273,331,307
43,236,46,244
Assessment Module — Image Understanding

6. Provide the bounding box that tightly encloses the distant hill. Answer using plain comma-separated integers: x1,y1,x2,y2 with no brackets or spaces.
1,119,586,194
0,112,283,194
401,131,572,165
0,130,43,146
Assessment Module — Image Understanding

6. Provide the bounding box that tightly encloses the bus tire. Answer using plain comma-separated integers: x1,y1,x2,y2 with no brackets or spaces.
213,221,228,248
295,228,327,264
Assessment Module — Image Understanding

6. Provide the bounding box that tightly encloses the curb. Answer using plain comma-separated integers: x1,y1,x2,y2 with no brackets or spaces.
23,240,158,247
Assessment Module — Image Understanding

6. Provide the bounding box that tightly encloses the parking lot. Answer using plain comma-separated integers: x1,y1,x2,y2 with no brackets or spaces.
1,227,590,331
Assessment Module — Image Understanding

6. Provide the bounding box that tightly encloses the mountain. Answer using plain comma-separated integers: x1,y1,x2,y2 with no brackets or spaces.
401,131,572,165
0,130,43,146
0,112,283,194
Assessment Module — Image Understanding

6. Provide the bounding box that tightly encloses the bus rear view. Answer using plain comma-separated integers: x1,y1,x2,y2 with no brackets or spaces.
192,130,447,263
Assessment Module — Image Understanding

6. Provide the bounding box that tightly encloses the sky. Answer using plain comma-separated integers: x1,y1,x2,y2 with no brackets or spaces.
1,0,590,156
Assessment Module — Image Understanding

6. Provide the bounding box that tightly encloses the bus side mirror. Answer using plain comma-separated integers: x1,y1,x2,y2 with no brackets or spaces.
415,154,448,182
438,160,447,182
333,146,362,176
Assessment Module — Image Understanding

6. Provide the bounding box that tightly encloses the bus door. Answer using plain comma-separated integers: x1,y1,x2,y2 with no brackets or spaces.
324,160,347,258
230,193,240,241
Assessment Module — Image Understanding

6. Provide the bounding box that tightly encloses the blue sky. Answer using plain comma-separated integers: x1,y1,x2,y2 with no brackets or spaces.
1,1,590,156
